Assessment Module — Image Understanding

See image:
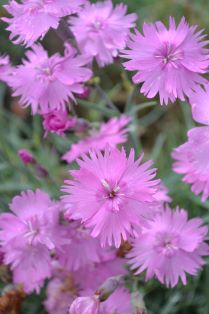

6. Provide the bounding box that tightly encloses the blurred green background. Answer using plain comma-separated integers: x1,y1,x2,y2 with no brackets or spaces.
0,0,209,313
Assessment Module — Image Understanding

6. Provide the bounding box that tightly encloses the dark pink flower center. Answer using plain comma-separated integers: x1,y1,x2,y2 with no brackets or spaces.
154,42,184,67
100,179,124,212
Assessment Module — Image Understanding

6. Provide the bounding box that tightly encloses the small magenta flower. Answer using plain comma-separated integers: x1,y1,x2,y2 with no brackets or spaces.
172,127,209,202
128,207,209,287
42,110,77,137
69,296,99,314
62,147,160,247
9,44,92,114
0,189,64,292
3,0,86,47
70,0,137,67
122,17,209,104
63,115,131,163
18,149,35,165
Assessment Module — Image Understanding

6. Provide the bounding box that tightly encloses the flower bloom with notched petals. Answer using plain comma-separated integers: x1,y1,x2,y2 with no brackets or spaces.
3,0,86,47
0,189,64,293
0,55,12,82
70,0,137,67
128,207,209,287
99,287,131,314
122,17,209,105
44,277,75,314
42,109,77,137
57,223,113,272
9,44,92,114
62,147,160,248
172,127,209,202
69,296,99,314
189,83,209,125
63,115,131,163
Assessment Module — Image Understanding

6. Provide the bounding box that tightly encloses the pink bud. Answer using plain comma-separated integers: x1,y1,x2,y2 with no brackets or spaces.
78,86,90,99
42,110,77,137
69,296,99,314
18,149,35,165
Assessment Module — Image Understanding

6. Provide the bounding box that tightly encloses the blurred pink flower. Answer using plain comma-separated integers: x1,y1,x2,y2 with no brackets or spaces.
9,44,92,114
122,17,209,104
0,55,12,82
128,207,209,287
43,109,77,137
99,287,131,314
44,277,75,314
57,223,113,272
69,296,99,314
63,115,131,163
70,0,137,66
3,0,86,46
189,84,209,125
0,189,64,292
62,147,160,247
172,127,209,202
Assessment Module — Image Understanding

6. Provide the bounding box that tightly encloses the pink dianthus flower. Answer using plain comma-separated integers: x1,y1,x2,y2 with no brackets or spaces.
63,115,130,163
122,17,209,104
0,55,12,82
70,0,137,67
189,83,209,125
0,189,64,292
9,44,92,114
3,0,86,46
62,147,160,247
172,127,209,202
128,207,209,287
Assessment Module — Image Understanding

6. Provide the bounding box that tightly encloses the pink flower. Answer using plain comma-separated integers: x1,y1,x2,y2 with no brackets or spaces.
70,0,137,67
62,147,160,247
43,109,77,137
69,296,99,314
128,207,209,287
57,223,112,272
0,189,64,292
0,55,12,82
63,115,131,163
99,287,131,314
172,127,209,202
18,149,35,165
189,84,209,125
3,0,86,47
9,44,92,114
44,277,75,314
122,17,209,105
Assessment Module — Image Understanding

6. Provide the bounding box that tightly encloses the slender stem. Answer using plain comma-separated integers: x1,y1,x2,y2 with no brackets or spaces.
95,85,120,114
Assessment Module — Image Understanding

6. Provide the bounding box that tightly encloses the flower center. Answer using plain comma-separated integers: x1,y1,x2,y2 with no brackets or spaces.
154,42,183,67
35,59,58,82
155,232,179,257
23,219,39,245
100,179,124,212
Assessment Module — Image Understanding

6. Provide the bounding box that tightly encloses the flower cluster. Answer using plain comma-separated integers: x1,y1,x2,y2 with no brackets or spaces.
1,1,209,313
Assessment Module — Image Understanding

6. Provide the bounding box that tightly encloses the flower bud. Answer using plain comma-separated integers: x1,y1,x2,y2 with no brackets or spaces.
18,149,35,165
69,296,99,314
